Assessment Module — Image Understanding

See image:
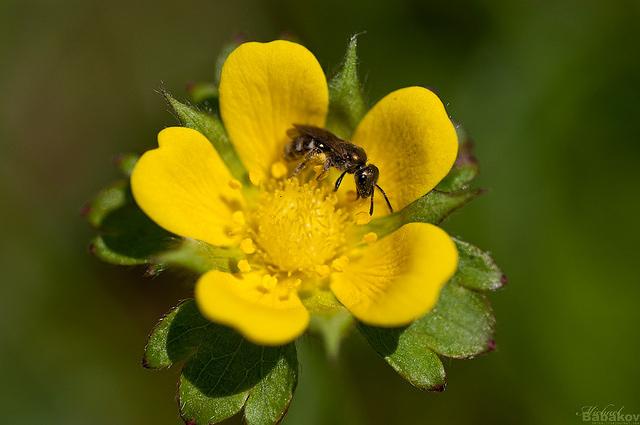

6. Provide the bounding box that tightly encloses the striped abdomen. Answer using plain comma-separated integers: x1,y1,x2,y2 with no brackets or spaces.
284,134,322,160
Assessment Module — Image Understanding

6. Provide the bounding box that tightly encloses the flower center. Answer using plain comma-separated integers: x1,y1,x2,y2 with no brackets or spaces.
248,177,348,274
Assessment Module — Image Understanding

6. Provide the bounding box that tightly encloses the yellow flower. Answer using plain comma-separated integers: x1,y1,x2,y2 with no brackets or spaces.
131,40,459,345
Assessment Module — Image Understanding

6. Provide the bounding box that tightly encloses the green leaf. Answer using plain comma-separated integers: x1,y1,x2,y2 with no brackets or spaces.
83,154,138,227
358,323,446,391
398,189,483,227
85,180,176,266
144,300,298,425
452,238,506,292
358,281,496,390
354,188,483,240
163,90,248,183
403,283,495,359
143,299,199,369
327,34,367,138
86,178,241,273
436,126,479,192
243,345,298,425
83,180,128,228
98,198,175,261
89,235,147,266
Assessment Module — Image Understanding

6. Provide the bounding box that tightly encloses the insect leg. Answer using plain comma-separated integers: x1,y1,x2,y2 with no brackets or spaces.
316,159,332,180
375,184,394,213
333,170,348,191
292,149,320,176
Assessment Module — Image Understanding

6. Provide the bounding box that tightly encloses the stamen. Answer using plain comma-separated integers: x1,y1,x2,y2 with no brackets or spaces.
312,164,325,179
249,170,264,186
277,284,291,300
240,238,256,254
331,255,350,272
249,177,348,274
270,161,288,179
237,259,251,273
232,211,246,225
314,264,331,277
355,212,372,225
260,274,278,291
277,278,302,300
228,178,242,190
363,232,378,244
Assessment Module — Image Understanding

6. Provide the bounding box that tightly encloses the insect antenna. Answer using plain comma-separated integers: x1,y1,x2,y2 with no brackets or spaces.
375,184,394,213
369,192,375,216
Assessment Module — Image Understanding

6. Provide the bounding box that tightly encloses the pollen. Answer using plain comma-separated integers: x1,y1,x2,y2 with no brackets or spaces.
312,164,326,179
250,178,348,274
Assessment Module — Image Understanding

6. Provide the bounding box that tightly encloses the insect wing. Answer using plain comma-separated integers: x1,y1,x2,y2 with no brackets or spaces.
292,124,343,144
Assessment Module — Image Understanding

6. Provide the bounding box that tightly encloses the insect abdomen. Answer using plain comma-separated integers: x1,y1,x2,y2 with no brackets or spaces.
284,135,317,159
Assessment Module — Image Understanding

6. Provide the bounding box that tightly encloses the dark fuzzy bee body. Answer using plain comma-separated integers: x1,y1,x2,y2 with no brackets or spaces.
284,126,331,159
285,124,393,215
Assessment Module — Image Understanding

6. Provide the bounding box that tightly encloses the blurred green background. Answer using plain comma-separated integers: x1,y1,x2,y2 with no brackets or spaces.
1,0,639,424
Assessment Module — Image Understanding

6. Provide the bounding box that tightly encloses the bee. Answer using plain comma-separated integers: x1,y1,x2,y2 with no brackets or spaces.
285,124,393,215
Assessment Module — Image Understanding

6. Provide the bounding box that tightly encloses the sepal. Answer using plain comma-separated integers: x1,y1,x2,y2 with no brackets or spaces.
326,34,367,138
163,90,248,183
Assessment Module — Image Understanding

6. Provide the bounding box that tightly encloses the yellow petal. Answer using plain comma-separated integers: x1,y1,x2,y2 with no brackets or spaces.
195,271,310,345
219,40,329,181
330,223,458,326
131,127,243,246
349,87,458,214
